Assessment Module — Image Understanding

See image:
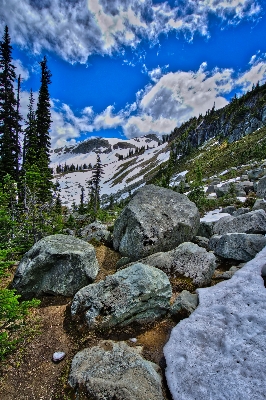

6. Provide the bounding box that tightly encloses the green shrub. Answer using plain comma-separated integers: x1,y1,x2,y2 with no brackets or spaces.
0,289,40,360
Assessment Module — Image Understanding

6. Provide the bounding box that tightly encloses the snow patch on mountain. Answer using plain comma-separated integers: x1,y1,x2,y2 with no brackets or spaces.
51,136,169,207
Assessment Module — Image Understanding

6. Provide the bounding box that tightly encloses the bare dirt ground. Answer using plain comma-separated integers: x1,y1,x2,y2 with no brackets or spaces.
0,244,176,400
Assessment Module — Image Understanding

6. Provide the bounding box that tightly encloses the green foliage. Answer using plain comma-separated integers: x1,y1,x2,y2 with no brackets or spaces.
175,126,266,183
23,89,38,167
0,288,40,360
187,163,208,212
0,248,40,361
0,251,13,278
0,25,21,183
178,180,186,194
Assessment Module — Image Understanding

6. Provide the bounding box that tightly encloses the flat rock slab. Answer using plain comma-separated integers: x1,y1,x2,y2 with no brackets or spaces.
113,184,200,261
213,209,266,235
71,263,172,330
12,234,99,299
68,341,164,400
164,247,266,400
209,233,266,261
133,242,216,287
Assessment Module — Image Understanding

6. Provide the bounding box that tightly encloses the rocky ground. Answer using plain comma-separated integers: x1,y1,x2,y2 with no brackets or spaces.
2,176,266,399
0,244,177,400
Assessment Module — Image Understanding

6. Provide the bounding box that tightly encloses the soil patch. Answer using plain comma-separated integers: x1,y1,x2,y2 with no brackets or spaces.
0,245,176,400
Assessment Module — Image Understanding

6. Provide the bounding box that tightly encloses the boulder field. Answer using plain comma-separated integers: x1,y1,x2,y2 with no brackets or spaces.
10,183,266,399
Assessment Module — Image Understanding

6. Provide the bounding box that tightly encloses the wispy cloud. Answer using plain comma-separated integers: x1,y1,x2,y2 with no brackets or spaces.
123,59,266,138
13,59,30,81
16,54,266,146
0,0,261,63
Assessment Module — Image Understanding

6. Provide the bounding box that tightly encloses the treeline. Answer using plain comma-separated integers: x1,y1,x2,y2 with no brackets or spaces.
123,144,157,160
73,155,104,216
0,26,63,362
0,26,62,251
55,162,93,174
168,80,266,160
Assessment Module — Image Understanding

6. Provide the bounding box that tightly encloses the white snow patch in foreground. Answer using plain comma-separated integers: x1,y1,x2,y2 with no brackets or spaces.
200,209,230,222
164,246,266,400
237,196,247,203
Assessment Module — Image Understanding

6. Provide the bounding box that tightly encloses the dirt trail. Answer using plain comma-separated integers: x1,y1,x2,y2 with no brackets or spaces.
0,244,175,400
0,296,76,400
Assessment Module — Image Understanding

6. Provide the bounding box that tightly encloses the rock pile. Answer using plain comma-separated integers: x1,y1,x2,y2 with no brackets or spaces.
11,182,266,399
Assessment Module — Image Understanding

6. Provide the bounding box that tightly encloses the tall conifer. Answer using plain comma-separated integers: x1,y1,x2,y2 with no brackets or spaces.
15,74,22,180
35,56,53,200
0,26,20,183
91,155,104,215
23,89,38,167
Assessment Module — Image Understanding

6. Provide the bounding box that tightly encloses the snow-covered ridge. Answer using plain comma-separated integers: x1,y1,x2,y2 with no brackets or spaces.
50,135,169,207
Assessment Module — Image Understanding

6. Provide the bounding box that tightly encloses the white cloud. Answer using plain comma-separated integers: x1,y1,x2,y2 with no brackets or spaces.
148,66,163,82
18,54,266,147
140,63,233,121
237,61,266,90
50,109,81,148
121,58,266,139
124,114,177,138
93,105,124,129
0,0,261,63
13,59,29,81
249,54,257,65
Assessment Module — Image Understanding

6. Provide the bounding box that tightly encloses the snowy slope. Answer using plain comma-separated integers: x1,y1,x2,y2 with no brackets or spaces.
50,135,169,206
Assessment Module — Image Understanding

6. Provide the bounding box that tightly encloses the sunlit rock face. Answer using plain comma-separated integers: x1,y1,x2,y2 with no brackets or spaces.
113,184,200,261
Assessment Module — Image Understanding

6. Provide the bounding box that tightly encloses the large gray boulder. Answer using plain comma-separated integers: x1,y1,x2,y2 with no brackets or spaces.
12,234,99,299
209,233,266,261
232,207,250,217
213,209,266,235
164,247,266,400
130,242,216,287
113,185,200,261
68,341,164,400
71,263,172,330
257,175,266,199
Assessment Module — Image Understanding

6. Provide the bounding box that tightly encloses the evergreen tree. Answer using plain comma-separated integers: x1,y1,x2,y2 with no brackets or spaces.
79,186,85,214
91,155,104,215
23,89,38,167
15,74,22,181
0,26,20,183
35,56,53,200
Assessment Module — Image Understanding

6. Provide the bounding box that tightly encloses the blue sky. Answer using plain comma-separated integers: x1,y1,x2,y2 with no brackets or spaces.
1,0,266,148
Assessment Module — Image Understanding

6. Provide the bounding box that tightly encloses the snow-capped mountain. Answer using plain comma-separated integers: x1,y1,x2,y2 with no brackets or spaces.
50,134,170,207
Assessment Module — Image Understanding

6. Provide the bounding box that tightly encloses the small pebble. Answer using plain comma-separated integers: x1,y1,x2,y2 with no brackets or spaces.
129,338,137,343
52,351,66,362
